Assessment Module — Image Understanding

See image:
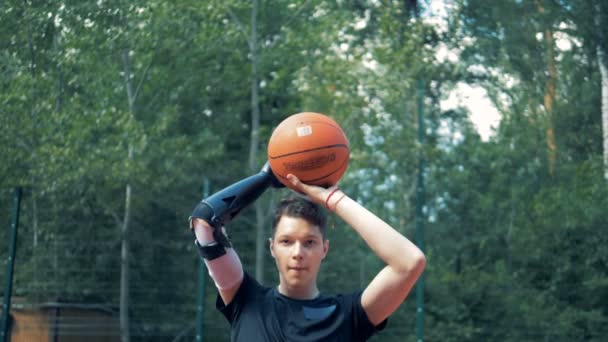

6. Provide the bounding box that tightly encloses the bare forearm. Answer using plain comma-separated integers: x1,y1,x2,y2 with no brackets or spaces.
283,174,425,323
331,193,425,273
282,174,425,273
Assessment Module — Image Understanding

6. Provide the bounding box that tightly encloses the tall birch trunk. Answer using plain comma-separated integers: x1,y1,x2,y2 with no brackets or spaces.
248,0,266,283
597,5,608,181
600,48,608,181
224,0,266,282
119,49,136,342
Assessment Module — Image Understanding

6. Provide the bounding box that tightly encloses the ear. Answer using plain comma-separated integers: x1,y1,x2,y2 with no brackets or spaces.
321,239,330,260
269,238,275,258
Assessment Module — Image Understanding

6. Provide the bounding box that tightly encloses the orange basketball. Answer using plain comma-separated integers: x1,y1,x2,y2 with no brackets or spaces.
268,112,349,190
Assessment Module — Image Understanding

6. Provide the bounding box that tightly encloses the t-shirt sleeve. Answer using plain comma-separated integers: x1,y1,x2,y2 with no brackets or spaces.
348,290,388,339
216,271,259,324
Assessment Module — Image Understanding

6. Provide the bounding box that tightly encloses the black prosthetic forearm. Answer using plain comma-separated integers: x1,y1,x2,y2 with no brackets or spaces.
190,162,283,246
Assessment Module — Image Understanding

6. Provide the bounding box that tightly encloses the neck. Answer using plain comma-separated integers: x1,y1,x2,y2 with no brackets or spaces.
277,282,319,300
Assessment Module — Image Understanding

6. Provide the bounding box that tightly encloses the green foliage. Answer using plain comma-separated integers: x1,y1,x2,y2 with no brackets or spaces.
1,0,606,341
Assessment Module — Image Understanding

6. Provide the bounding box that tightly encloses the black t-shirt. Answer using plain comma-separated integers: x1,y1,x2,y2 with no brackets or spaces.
216,272,387,342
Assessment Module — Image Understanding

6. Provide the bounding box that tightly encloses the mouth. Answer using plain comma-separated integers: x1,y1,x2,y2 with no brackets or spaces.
288,266,307,272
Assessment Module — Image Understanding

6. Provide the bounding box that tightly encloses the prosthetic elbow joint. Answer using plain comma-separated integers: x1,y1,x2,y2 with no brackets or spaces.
189,162,283,254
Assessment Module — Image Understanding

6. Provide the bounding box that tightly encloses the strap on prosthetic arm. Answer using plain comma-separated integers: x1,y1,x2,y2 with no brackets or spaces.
190,161,283,252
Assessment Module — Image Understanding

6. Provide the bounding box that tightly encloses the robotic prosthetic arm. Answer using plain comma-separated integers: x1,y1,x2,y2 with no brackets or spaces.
189,162,283,259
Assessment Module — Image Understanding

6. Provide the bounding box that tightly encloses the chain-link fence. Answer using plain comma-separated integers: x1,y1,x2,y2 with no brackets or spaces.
0,187,232,341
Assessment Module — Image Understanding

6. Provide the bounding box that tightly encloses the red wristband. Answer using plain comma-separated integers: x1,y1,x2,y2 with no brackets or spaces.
325,188,340,211
332,193,346,211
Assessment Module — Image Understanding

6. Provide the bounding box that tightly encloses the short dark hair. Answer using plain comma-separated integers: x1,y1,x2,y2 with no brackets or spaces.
271,196,327,239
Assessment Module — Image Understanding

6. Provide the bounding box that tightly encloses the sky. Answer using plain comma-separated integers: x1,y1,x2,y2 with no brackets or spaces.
427,0,502,141
426,0,579,141
440,83,502,141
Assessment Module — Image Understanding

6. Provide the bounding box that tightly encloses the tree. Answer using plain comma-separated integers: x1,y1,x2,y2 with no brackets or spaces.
223,0,267,283
434,1,608,339
2,0,227,339
2,1,606,340
597,3,608,181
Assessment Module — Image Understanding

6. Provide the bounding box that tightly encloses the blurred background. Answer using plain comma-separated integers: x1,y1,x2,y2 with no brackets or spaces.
1,0,607,341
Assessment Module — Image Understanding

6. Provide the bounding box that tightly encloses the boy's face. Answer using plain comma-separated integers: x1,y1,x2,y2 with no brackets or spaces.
270,215,329,292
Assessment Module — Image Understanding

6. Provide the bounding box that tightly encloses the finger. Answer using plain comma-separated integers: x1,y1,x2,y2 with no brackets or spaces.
287,174,322,199
287,173,335,204
286,174,306,191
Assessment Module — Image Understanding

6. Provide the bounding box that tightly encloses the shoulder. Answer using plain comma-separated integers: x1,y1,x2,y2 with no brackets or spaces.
337,290,388,335
225,271,266,303
334,290,364,310
216,271,269,323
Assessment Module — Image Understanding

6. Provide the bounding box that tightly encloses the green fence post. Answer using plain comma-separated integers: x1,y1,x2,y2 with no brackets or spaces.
415,79,426,342
195,179,210,342
1,187,23,342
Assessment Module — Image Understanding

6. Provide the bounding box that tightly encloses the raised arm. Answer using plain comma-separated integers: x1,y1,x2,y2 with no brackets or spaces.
285,174,426,326
188,162,283,304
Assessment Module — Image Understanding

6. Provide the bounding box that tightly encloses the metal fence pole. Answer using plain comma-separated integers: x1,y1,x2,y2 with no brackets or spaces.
195,179,210,342
1,187,23,342
415,79,426,342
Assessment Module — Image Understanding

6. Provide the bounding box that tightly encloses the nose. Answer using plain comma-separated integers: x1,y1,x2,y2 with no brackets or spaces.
291,241,304,260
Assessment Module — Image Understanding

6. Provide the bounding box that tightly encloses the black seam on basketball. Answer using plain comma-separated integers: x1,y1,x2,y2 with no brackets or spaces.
268,144,349,159
276,157,348,184
297,120,341,131
305,157,348,183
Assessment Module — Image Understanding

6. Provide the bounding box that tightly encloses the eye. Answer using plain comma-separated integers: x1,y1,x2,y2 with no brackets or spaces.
280,239,290,245
305,240,316,247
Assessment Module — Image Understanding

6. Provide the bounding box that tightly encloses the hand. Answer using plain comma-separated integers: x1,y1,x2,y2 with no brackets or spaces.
285,174,338,207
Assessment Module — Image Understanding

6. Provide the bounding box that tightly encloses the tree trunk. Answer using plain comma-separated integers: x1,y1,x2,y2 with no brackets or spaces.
600,47,608,181
597,5,608,181
248,0,266,283
537,1,557,176
118,44,152,341
543,28,557,177
224,3,266,281
53,31,64,112
119,49,136,342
